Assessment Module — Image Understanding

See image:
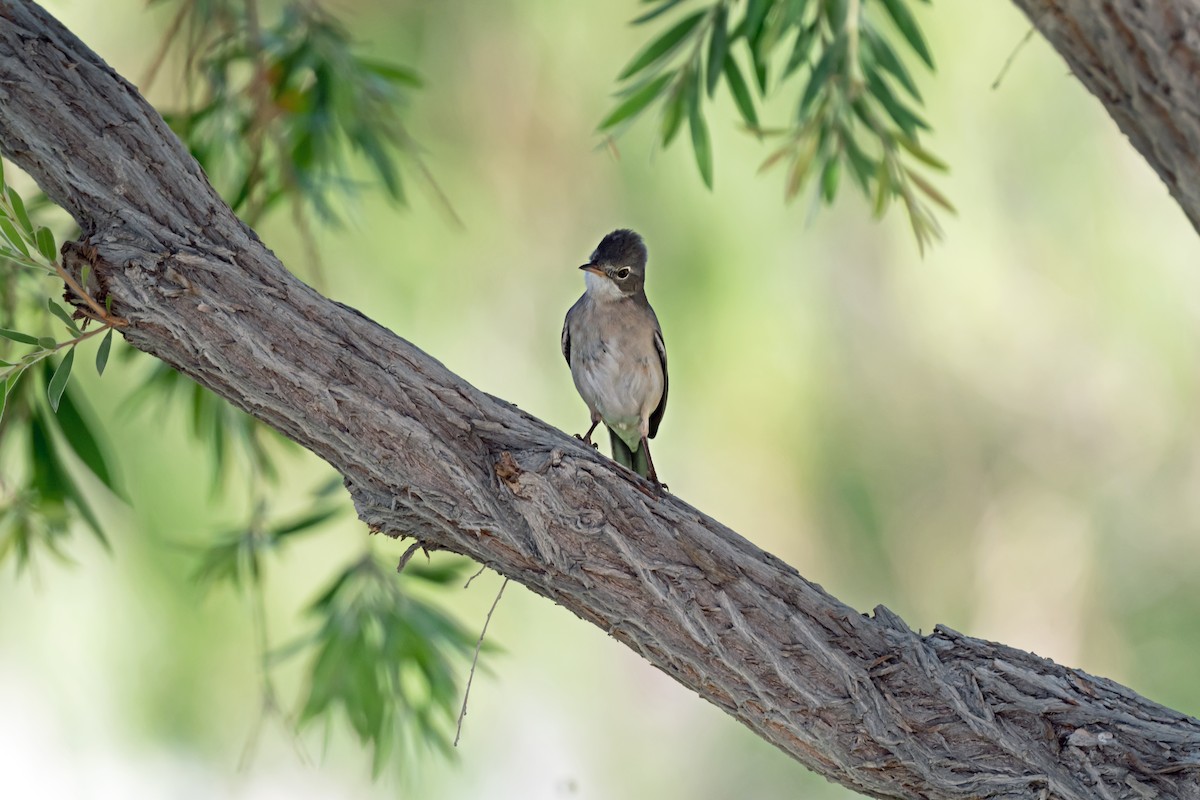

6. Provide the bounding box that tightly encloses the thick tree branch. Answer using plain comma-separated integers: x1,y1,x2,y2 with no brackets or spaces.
1010,0,1200,235
2,2,1199,798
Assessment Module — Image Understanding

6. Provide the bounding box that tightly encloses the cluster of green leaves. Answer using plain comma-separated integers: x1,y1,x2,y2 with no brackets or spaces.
295,554,480,774
156,0,425,226
0,167,118,568
602,0,950,250
190,484,480,774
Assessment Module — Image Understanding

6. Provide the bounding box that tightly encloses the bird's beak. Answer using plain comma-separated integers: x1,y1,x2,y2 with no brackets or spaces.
579,263,605,277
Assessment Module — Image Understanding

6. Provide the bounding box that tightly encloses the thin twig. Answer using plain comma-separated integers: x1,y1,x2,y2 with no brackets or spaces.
52,257,126,326
140,0,195,94
463,563,486,589
454,577,507,747
992,26,1037,90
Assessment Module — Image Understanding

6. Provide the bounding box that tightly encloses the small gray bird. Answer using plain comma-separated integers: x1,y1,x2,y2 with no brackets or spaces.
561,229,667,485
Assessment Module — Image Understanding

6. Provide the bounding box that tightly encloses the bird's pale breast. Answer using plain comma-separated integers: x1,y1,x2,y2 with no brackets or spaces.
567,296,664,447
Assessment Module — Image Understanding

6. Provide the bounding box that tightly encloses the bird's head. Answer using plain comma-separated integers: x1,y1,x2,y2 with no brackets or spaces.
580,229,647,298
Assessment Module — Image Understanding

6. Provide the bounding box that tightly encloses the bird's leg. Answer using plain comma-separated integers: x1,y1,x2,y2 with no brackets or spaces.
575,413,601,448
640,435,667,492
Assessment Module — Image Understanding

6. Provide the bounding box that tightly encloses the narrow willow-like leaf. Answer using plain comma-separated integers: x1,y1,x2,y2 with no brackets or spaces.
618,11,705,80
842,133,876,190
752,48,769,95
34,226,56,262
660,76,688,146
895,132,947,170
820,156,841,203
0,327,39,346
706,5,728,97
47,348,74,413
54,382,121,496
877,0,934,68
6,187,32,235
798,36,844,115
47,299,80,334
785,135,819,200
758,141,794,175
600,72,675,130
783,22,818,78
0,217,30,258
736,0,769,41
873,160,894,216
95,328,113,376
360,60,423,87
271,506,341,539
723,55,759,128
867,70,927,135
632,0,689,26
907,169,955,212
864,27,921,100
688,95,713,188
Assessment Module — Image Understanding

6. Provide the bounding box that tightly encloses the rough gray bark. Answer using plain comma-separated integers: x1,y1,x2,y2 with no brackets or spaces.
1010,0,1200,236
1,1,1199,798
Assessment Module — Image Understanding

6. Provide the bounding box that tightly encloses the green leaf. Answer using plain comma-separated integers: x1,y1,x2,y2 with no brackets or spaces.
895,132,947,171
0,327,39,346
6,186,32,235
723,55,759,128
34,226,57,262
866,70,928,135
47,299,80,335
907,169,955,212
820,156,841,203
705,6,728,97
842,132,876,190
0,217,29,258
736,0,770,41
270,506,341,540
37,337,57,350
618,10,705,80
798,36,845,115
688,94,713,188
751,45,770,95
599,72,674,130
660,77,688,146
360,60,422,88
632,0,690,25
47,348,74,413
877,0,934,68
53,381,120,496
864,27,921,101
783,22,819,79
95,329,113,376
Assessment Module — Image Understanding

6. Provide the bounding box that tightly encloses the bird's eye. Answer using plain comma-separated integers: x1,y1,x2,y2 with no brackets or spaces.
616,267,631,279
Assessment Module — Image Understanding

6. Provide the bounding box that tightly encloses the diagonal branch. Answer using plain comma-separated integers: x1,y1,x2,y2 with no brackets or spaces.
1,1,1199,798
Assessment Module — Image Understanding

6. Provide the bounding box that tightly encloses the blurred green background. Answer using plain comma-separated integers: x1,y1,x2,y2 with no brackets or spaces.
4,1,1200,798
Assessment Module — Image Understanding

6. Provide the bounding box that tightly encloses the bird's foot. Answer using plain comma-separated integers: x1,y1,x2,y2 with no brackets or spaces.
573,433,599,449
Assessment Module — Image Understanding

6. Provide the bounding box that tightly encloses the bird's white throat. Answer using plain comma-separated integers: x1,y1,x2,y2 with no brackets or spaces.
584,270,624,301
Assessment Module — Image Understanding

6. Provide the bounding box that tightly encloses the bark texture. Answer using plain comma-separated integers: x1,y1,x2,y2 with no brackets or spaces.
2,1,1200,798
1010,0,1200,235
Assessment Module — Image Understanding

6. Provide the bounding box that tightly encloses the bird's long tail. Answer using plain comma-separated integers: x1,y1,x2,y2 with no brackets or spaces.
608,426,650,478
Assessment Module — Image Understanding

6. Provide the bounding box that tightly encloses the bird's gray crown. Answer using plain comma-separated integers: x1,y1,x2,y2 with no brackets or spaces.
591,229,647,273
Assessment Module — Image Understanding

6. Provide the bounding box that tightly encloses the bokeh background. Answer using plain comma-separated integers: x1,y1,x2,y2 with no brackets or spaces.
4,1,1200,798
